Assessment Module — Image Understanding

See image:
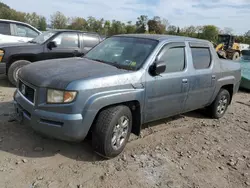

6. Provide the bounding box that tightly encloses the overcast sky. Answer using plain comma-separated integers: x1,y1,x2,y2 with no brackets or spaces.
2,0,249,35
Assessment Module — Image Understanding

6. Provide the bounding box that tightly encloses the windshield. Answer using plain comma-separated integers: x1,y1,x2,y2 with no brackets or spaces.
85,36,158,70
218,35,230,44
31,31,57,44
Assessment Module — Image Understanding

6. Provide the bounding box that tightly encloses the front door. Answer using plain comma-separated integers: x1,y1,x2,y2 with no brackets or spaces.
184,42,216,112
144,42,189,123
44,32,82,60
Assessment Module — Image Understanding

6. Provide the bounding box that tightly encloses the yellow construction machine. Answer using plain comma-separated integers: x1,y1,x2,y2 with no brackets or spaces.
215,34,241,60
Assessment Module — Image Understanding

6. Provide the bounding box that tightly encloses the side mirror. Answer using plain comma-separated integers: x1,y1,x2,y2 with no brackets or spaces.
149,62,166,76
47,41,57,50
149,56,166,76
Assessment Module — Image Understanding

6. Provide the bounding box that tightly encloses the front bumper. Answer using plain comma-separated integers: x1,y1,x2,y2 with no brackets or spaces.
13,90,88,142
0,62,6,74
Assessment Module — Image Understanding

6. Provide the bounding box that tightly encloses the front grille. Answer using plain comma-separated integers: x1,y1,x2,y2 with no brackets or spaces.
19,81,35,103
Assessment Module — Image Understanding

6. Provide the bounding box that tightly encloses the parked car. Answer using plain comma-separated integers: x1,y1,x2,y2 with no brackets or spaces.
13,34,241,158
0,19,41,44
0,29,102,85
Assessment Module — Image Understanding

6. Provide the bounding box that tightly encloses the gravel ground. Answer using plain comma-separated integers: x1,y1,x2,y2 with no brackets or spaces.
0,75,250,188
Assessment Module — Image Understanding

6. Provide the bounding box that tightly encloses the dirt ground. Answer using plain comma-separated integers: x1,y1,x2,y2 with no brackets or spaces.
0,75,249,188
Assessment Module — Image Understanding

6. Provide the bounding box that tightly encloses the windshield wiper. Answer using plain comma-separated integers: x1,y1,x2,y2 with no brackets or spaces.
28,40,37,44
87,58,117,67
86,57,134,70
90,58,107,63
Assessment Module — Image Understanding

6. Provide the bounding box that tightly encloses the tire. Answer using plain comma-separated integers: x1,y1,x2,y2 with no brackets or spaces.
207,89,230,119
92,105,132,158
232,52,240,61
8,60,31,86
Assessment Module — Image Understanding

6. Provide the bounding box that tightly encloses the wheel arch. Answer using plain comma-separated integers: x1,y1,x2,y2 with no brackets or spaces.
7,54,36,72
90,100,142,136
221,84,234,104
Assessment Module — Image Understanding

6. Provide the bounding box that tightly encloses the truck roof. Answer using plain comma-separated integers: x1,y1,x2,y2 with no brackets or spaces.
0,19,42,34
115,34,209,43
0,19,32,25
47,29,99,35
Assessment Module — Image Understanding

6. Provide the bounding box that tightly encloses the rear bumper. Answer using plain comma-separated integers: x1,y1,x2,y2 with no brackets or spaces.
0,62,6,74
13,90,89,142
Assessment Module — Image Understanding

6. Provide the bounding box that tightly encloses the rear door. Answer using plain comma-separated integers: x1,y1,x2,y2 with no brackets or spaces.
44,32,81,60
184,42,216,112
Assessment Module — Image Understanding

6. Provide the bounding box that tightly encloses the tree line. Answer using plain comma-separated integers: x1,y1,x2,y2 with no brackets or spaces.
1,1,250,44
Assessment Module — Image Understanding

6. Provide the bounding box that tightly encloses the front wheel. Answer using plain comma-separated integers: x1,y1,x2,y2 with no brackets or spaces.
8,60,31,86
92,105,132,158
207,89,230,119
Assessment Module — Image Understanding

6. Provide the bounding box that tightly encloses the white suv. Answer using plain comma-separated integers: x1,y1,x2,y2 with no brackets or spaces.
0,19,42,44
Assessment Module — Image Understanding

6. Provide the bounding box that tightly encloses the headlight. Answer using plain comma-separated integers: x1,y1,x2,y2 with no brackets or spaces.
47,89,77,103
0,50,4,62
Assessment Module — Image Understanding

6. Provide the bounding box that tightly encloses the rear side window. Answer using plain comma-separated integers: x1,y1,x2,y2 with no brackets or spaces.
83,34,100,47
158,47,185,73
0,22,11,35
191,48,211,69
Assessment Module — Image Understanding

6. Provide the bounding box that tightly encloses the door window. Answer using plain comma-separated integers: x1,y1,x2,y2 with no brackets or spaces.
0,22,11,35
15,24,39,38
158,47,185,73
191,47,211,69
52,33,79,48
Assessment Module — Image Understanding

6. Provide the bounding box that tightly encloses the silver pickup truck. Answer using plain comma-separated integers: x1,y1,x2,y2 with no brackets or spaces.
13,34,241,158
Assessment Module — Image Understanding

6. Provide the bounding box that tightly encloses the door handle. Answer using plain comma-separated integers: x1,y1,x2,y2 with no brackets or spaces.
182,79,188,83
212,75,216,80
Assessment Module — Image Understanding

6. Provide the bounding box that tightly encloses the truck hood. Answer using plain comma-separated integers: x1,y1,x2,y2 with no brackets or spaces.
19,57,130,89
0,42,38,48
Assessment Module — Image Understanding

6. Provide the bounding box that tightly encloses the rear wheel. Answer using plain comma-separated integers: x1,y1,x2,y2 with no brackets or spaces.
8,60,31,86
207,89,230,119
92,105,132,158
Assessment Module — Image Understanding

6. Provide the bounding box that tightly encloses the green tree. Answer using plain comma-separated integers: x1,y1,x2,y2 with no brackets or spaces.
136,15,148,33
147,17,166,34
108,20,126,35
38,16,47,31
196,26,203,38
25,12,40,28
182,26,196,37
125,21,136,34
177,27,180,34
201,25,219,42
0,2,26,21
167,25,177,35
0,2,10,9
50,11,68,29
102,20,111,36
0,2,12,19
68,17,87,30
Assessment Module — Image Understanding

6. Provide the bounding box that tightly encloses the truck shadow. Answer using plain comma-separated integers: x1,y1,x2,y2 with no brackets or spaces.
0,75,15,88
0,100,210,162
0,101,104,162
